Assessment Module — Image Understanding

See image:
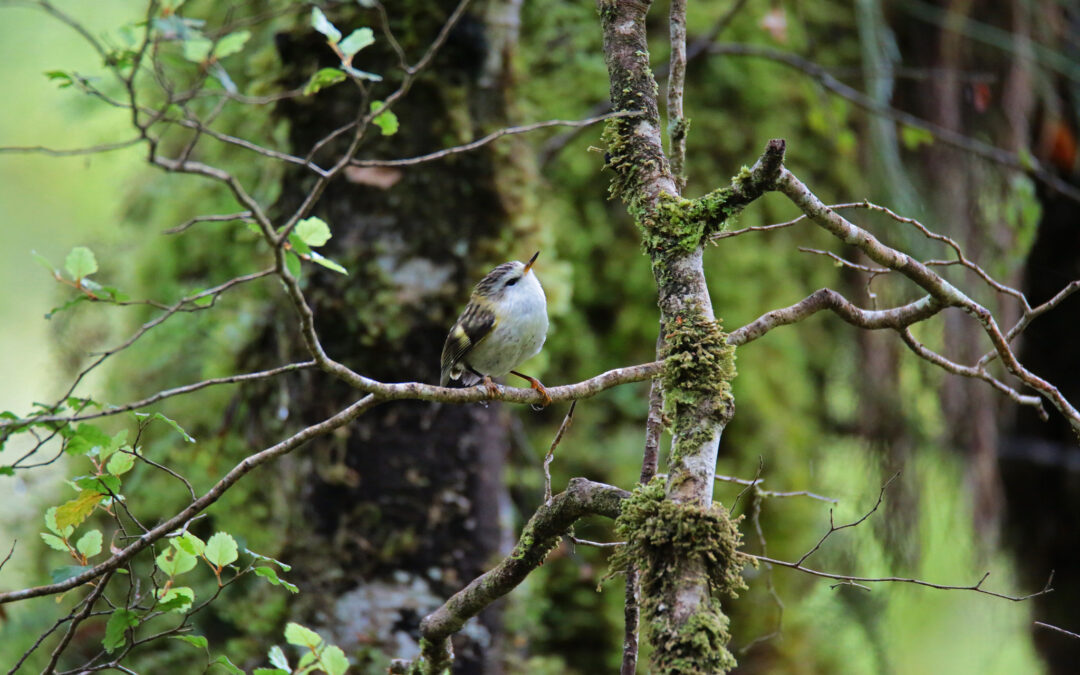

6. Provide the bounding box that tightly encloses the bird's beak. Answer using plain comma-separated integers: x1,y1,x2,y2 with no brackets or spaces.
523,250,540,274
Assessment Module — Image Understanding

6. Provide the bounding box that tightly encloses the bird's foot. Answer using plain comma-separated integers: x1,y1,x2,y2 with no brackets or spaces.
482,375,500,400
511,371,552,410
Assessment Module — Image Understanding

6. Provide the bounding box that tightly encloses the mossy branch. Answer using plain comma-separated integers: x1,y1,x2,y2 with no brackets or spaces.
390,478,629,675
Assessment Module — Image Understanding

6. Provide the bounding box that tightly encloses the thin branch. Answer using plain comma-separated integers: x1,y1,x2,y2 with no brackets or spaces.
1035,621,1080,640
667,0,688,190
796,472,899,567
749,555,1055,602
543,401,577,502
351,111,639,168
42,572,115,674
0,394,380,604
390,478,628,675
0,540,13,573
713,42,1080,203
0,138,143,156
164,211,253,235
714,474,839,504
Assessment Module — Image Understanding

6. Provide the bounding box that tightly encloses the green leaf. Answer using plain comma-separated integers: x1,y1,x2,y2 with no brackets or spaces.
211,654,245,675
55,490,104,531
0,466,14,477
45,295,90,320
321,645,349,675
304,68,346,96
339,28,374,57
65,423,112,457
50,565,92,584
45,506,74,538
297,651,317,669
309,251,348,275
288,232,313,256
296,217,332,247
103,608,138,652
157,586,195,612
254,670,289,675
183,37,213,63
32,250,58,275
285,251,303,280
40,532,69,552
73,474,122,495
283,622,323,650
254,566,299,593
44,70,74,88
172,634,209,649
205,532,239,568
173,531,206,557
900,124,934,151
268,645,290,670
215,30,250,58
135,411,195,443
371,102,399,136
107,451,135,476
63,247,98,279
247,549,292,572
99,429,129,462
311,7,341,43
156,547,197,576
76,529,103,557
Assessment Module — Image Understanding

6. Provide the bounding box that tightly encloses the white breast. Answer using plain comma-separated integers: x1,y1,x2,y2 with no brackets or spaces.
466,271,548,377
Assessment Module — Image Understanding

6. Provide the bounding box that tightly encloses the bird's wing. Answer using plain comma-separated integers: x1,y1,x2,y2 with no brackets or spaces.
440,301,497,385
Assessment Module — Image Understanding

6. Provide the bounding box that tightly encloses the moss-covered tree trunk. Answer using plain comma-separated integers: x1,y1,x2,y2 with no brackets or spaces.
254,2,535,671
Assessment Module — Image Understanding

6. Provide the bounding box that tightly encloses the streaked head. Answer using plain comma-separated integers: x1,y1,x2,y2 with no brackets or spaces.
473,251,541,299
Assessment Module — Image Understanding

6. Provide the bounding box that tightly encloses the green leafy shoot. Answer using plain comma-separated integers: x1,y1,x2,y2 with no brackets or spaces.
339,28,374,57
304,68,346,96
65,246,98,280
171,634,209,649
254,566,299,593
295,217,332,247
134,411,196,443
371,101,399,136
104,609,139,653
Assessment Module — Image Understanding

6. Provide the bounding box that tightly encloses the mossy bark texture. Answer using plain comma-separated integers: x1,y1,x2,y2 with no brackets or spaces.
597,1,783,671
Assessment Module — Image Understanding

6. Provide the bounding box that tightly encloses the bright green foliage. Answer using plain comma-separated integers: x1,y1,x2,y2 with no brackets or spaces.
54,490,104,531
296,218,332,247
64,246,97,280
75,529,102,557
284,622,322,650
305,68,346,95
339,28,374,56
255,566,299,593
205,532,239,568
157,586,195,613
371,101,400,136
156,546,198,576
135,411,196,443
212,655,245,674
171,634,209,649
107,451,135,475
311,8,342,43
104,609,139,653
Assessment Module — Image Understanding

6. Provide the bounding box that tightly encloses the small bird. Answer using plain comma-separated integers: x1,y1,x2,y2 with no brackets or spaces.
440,251,551,407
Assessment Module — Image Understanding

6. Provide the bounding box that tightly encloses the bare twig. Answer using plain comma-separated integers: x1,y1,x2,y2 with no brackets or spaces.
43,572,115,674
667,0,688,190
1035,620,1080,640
164,211,253,235
0,138,143,156
543,401,577,502
796,472,899,567
715,474,838,504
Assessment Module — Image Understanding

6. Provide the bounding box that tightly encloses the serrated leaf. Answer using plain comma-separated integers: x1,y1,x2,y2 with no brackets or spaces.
254,566,299,593
205,532,239,568
173,531,206,556
283,622,322,649
65,423,111,457
50,564,93,584
296,217,331,247
339,27,374,57
309,251,348,275
268,645,290,670
183,37,213,63
76,529,103,557
304,68,346,96
104,609,139,653
211,654,245,675
157,585,195,612
214,30,250,58
40,532,69,552
371,102,399,137
45,506,74,538
107,451,135,476
320,645,349,675
172,634,208,649
55,490,104,531
311,7,341,42
156,547,197,576
65,245,98,278
285,251,302,280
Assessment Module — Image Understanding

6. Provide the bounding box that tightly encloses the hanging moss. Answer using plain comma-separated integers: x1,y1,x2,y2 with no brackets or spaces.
608,477,748,674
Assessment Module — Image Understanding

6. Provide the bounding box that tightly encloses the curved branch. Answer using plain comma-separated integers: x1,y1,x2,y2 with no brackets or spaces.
392,478,628,675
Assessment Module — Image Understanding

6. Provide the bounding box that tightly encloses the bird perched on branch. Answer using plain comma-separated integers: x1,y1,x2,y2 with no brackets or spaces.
440,251,551,407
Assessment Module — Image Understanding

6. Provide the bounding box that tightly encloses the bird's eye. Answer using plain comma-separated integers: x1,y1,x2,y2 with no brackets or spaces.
505,277,520,287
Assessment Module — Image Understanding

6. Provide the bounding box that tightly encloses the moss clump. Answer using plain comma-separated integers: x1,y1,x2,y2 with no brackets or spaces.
608,477,747,674
661,303,736,409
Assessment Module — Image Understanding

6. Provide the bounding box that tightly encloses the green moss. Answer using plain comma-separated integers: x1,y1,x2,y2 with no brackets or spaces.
661,304,736,409
608,478,747,674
